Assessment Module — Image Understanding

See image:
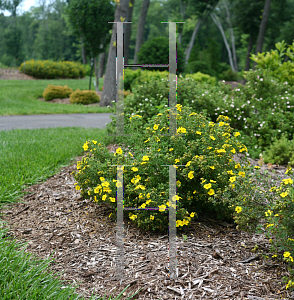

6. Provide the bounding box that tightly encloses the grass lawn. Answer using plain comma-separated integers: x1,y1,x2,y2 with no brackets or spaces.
0,126,141,300
0,77,115,116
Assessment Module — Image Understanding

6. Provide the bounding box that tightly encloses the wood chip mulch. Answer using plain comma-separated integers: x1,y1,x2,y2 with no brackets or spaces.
0,144,293,300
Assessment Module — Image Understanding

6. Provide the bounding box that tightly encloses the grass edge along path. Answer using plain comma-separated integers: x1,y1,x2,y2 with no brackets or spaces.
0,126,143,300
0,78,115,116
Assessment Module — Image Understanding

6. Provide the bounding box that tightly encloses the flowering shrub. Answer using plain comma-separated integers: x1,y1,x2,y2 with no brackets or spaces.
18,60,86,79
73,105,252,233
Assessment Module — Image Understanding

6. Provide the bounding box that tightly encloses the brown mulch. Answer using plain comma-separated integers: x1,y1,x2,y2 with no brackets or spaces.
0,144,293,300
0,68,38,80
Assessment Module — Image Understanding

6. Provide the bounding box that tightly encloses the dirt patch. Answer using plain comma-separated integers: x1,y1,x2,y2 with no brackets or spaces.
0,145,293,300
0,68,38,80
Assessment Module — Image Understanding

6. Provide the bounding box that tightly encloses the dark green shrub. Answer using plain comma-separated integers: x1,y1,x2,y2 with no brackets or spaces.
137,36,185,75
220,68,239,81
185,72,217,85
18,60,86,79
42,85,73,101
263,134,294,166
69,90,100,105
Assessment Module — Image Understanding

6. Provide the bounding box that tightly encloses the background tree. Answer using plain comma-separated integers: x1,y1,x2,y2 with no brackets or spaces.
65,0,115,92
100,0,130,107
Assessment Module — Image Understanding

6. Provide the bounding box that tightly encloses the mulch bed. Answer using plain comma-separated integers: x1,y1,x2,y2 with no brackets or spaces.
0,144,293,300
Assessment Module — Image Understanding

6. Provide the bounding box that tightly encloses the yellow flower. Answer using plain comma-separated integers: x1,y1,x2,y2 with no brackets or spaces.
209,122,215,126
150,215,154,220
110,197,116,202
185,161,192,167
204,183,212,189
101,181,110,187
208,189,215,195
235,206,242,213
129,152,133,157
235,163,241,169
231,148,236,154
153,124,159,130
210,135,216,140
229,176,236,183
280,192,288,198
176,220,183,227
284,251,291,258
196,131,202,135
176,180,181,187
177,127,187,134
282,178,293,185
131,167,138,172
102,194,107,201
140,203,146,209
266,223,274,228
238,171,246,177
175,158,180,164
209,166,215,169
116,148,123,155
142,156,149,161
176,104,182,111
75,185,80,190
146,193,150,198
190,212,195,218
92,140,97,144
100,177,105,182
130,214,137,220
83,142,88,151
158,205,166,212
188,171,194,179
210,180,216,183
169,148,174,151
219,122,225,126
234,132,241,137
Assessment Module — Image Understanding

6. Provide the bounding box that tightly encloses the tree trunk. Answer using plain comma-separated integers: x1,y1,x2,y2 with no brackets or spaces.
98,51,106,78
255,0,272,58
245,34,253,71
178,0,187,45
184,17,202,66
223,0,238,71
94,57,99,93
124,0,135,65
211,12,235,72
100,0,129,107
133,0,150,69
80,35,87,64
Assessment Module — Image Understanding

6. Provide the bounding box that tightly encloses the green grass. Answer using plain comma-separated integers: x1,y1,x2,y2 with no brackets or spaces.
0,77,115,116
0,127,144,300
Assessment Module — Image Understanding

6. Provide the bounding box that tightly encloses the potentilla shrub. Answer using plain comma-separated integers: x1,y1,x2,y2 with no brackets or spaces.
73,105,252,233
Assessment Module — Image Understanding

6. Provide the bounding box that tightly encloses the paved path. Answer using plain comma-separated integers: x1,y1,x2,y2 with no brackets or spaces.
0,113,114,131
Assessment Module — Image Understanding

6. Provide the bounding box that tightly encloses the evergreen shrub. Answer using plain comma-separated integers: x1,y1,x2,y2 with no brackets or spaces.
42,85,73,101
18,60,86,79
69,90,100,105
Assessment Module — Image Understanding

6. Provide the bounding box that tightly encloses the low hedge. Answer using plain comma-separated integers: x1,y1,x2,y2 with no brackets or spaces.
18,60,86,79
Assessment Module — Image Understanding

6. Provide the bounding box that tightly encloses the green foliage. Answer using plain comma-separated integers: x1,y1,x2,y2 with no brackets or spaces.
263,135,294,167
136,36,185,75
250,40,294,86
185,72,217,85
219,68,239,81
73,105,250,232
42,85,73,101
69,90,100,105
123,68,144,92
18,60,86,79
65,0,114,57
